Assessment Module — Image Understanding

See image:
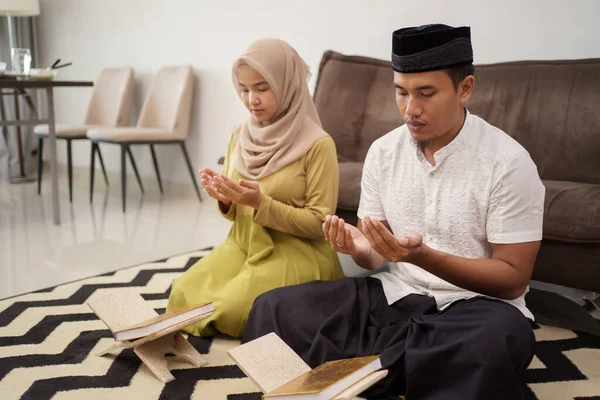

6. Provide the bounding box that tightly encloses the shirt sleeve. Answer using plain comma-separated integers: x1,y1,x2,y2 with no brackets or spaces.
357,143,386,221
218,130,237,221
252,137,339,240
486,151,545,244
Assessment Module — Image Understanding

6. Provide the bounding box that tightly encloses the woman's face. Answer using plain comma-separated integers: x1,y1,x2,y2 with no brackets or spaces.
237,64,278,124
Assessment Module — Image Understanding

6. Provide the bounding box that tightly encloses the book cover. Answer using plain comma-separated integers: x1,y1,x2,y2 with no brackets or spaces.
264,355,381,398
332,370,388,400
127,311,214,347
114,301,214,341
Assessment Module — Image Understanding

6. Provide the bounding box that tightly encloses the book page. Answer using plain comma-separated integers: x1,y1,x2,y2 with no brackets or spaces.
126,311,214,347
228,332,311,393
115,302,213,333
87,288,157,333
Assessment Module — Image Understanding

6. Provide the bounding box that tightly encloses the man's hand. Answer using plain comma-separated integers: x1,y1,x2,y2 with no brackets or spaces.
200,168,232,205
362,216,424,263
323,215,372,256
212,174,263,210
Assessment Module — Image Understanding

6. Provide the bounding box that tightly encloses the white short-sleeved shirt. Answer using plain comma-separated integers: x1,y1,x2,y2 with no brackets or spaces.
357,110,545,319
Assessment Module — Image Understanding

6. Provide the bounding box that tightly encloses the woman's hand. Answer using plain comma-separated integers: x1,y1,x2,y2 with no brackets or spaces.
199,168,232,205
212,174,263,210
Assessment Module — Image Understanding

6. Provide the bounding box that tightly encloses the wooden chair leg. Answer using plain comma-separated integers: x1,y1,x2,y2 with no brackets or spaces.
180,142,201,202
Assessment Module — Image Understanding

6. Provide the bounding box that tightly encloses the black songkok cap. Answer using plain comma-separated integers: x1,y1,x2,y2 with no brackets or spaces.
392,24,473,73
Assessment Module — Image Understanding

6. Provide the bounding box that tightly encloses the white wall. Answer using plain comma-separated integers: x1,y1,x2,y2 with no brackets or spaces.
36,0,600,183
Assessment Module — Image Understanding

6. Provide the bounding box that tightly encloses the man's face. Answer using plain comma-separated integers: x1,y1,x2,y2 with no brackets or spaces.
394,70,473,144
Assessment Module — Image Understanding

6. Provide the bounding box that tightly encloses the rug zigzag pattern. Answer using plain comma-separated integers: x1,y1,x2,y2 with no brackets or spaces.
1,251,599,400
0,263,196,328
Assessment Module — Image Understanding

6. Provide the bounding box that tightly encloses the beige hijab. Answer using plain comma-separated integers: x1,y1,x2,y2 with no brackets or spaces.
232,38,328,180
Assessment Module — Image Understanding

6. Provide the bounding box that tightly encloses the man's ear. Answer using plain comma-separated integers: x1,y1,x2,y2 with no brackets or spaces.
459,75,475,104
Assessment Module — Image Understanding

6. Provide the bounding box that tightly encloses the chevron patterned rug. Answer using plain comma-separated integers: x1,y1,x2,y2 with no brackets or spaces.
1,250,600,400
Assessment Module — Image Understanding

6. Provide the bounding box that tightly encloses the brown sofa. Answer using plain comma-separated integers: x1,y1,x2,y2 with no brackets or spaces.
312,50,600,294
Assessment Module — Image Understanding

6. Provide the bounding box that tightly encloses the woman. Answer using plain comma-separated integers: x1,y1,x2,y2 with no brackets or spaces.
166,38,344,338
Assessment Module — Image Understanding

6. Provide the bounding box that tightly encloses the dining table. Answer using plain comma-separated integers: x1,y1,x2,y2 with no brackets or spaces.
0,78,94,225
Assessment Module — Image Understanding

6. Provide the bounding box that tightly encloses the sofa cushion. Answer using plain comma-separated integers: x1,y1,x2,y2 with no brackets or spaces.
313,51,404,163
337,162,363,211
542,180,600,243
467,59,600,184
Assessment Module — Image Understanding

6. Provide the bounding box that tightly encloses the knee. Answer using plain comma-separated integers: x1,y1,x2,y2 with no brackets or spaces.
488,303,533,345
220,290,251,316
252,280,326,311
243,289,283,343
251,286,289,312
244,284,312,340
468,303,534,368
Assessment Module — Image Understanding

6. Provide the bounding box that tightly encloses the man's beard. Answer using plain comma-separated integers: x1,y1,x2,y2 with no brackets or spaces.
410,137,435,149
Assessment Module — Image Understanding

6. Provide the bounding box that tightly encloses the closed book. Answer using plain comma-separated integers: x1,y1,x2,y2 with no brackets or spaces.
332,370,388,400
114,301,214,341
264,355,382,400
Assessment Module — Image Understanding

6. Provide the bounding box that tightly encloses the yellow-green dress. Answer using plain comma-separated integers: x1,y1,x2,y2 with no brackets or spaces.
166,133,344,338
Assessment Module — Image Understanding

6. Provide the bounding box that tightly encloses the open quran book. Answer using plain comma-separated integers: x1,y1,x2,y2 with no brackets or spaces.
87,288,213,383
228,332,388,400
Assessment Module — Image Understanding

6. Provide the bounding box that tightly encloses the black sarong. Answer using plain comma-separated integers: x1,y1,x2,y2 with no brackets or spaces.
242,277,534,400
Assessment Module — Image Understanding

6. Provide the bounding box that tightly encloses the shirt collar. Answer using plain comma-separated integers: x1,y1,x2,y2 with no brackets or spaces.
410,109,471,167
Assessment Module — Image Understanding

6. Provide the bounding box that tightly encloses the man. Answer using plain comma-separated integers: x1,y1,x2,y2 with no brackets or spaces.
242,24,545,400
